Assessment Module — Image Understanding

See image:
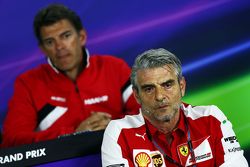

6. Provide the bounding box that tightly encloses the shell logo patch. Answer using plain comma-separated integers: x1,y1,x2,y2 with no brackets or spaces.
179,145,189,156
135,152,151,167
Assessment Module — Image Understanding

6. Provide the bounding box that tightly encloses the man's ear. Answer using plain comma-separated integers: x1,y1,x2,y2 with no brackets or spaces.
179,76,186,97
133,87,141,104
39,45,48,57
79,29,87,46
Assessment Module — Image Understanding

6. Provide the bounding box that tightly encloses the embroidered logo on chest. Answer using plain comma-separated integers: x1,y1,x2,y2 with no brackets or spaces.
179,145,189,157
135,133,146,141
51,96,66,102
84,95,108,105
151,153,164,167
135,152,151,167
177,136,213,166
133,150,166,167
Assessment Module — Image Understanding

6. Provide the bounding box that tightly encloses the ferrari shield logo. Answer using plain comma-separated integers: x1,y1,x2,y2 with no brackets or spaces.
179,145,189,156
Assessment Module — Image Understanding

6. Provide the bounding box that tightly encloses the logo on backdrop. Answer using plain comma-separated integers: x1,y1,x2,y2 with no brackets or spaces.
0,148,46,164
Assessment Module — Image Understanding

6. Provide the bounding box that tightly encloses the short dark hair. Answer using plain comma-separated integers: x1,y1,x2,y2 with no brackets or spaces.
33,4,83,45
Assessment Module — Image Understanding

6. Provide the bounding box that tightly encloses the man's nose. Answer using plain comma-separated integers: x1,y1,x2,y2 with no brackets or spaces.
155,86,166,102
55,40,65,50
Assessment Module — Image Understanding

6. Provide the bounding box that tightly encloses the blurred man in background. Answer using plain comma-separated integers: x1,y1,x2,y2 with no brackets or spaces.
2,4,139,147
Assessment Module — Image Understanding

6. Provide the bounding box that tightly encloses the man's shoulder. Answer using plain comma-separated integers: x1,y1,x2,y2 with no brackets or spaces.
106,112,145,132
90,54,127,66
184,104,226,122
17,64,51,80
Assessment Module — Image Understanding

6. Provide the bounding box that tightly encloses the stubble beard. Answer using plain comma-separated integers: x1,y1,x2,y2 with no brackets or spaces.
143,103,181,123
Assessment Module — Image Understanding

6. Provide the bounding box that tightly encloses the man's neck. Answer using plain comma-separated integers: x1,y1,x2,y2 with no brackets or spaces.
63,48,86,81
64,64,84,82
155,111,180,134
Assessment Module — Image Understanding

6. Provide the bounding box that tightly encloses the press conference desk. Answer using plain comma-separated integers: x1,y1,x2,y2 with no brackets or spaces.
0,130,104,167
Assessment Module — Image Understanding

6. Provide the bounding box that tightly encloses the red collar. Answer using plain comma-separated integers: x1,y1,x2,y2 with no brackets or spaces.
48,48,90,74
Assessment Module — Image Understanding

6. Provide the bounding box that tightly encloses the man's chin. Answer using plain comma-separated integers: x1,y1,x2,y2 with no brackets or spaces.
154,114,171,122
56,65,72,72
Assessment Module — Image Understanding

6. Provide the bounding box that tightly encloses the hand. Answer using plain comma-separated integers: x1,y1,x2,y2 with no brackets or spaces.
75,112,112,132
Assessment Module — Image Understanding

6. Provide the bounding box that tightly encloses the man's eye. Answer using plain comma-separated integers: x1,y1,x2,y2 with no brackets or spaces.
144,87,154,94
44,40,53,47
163,83,172,89
63,33,71,39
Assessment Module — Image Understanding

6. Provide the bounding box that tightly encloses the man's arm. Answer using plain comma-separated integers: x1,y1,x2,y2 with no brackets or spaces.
117,58,140,115
212,106,248,166
1,77,75,148
101,121,133,167
75,112,111,132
